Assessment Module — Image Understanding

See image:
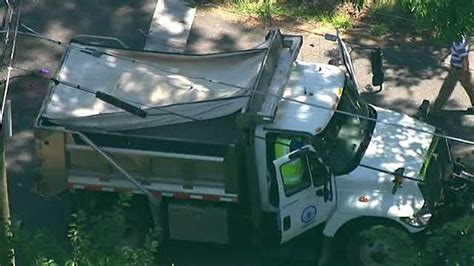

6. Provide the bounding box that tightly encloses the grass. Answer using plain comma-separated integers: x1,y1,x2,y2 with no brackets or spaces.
368,0,414,24
369,0,400,15
226,0,354,29
366,0,415,37
330,12,353,29
229,0,284,20
371,23,389,36
222,0,421,33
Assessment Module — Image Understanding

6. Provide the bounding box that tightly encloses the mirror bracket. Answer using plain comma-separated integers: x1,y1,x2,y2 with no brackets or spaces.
288,147,309,160
371,47,384,88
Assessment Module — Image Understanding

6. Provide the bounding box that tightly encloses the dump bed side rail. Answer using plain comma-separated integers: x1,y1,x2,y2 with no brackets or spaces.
246,29,302,123
36,129,240,203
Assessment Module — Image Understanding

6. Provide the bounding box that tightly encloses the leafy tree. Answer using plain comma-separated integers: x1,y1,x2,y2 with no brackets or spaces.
401,0,474,41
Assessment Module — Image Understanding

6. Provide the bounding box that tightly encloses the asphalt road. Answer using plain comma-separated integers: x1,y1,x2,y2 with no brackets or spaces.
2,2,474,266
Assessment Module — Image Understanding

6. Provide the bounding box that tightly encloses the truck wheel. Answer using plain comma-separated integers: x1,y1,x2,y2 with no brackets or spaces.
346,225,417,266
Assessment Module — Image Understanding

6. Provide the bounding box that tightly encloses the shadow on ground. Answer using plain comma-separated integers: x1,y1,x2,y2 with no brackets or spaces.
3,0,160,250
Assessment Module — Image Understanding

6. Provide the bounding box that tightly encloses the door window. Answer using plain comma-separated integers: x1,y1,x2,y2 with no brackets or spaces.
279,156,311,197
266,133,312,206
309,156,330,187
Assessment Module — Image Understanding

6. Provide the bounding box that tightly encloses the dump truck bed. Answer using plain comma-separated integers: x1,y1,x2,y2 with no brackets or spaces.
36,123,242,202
35,29,302,202
36,29,301,132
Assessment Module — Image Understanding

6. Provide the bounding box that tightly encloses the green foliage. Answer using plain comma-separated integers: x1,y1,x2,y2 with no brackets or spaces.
421,216,474,266
360,225,419,264
330,12,353,29
401,0,474,41
121,228,161,266
227,0,347,23
13,193,159,266
12,227,69,266
230,0,283,20
369,0,411,19
67,193,159,266
359,216,474,265
371,23,389,36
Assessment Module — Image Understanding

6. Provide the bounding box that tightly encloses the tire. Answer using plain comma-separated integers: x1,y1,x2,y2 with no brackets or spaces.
345,225,418,266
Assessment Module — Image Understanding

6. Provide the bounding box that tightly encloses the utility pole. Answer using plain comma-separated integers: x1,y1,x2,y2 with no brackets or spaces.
0,117,12,265
0,0,19,264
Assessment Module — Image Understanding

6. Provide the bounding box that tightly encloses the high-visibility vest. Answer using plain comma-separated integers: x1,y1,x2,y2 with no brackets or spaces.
275,138,304,186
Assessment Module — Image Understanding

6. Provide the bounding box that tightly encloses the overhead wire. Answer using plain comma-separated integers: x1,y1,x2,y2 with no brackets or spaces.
6,45,438,182
0,1,16,58
6,64,202,122
19,23,256,91
3,64,432,182
9,23,474,147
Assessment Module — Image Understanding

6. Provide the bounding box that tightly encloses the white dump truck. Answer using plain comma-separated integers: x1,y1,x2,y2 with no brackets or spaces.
34,29,473,264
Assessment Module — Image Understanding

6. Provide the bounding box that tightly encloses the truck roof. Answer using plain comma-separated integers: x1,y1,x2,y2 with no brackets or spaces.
37,29,302,134
267,62,344,135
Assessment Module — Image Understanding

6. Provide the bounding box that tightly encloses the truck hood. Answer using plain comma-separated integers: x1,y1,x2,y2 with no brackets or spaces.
360,106,436,177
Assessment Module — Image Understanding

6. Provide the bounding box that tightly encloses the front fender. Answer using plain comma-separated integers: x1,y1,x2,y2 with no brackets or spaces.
322,187,426,237
323,211,425,237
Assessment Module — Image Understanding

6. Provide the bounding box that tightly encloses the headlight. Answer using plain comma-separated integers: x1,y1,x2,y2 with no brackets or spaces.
400,207,432,228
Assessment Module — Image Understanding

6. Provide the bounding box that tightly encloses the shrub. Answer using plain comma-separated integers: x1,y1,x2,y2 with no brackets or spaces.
230,0,282,20
371,23,389,36
421,216,474,265
13,193,159,266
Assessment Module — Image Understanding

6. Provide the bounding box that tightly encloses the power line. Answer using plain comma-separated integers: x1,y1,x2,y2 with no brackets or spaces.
19,23,256,91
3,67,432,184
0,67,448,183
10,24,474,147
6,65,201,121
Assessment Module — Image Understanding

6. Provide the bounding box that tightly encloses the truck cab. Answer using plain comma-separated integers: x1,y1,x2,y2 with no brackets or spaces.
33,28,470,262
254,33,454,244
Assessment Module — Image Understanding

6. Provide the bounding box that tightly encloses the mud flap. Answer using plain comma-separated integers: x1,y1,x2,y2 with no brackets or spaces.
35,130,68,196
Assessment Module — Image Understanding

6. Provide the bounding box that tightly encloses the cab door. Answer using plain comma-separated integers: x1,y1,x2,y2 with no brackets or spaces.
273,146,336,243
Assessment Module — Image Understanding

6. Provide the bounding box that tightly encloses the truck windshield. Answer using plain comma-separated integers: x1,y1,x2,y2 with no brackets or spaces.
314,84,376,175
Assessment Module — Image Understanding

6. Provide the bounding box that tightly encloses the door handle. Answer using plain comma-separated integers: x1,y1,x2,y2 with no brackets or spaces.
316,187,330,202
283,216,291,231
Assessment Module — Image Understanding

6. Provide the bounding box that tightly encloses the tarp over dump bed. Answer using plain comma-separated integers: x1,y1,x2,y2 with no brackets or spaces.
38,29,302,132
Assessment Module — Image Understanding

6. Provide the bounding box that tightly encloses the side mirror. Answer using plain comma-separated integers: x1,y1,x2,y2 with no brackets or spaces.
370,47,384,87
453,158,466,175
392,167,405,195
324,33,337,42
328,58,341,66
416,99,430,121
